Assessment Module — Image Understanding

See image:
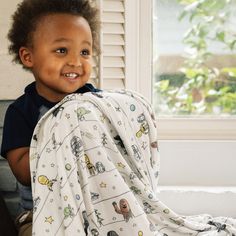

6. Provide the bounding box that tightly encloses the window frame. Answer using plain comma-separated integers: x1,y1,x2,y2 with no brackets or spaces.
124,0,236,140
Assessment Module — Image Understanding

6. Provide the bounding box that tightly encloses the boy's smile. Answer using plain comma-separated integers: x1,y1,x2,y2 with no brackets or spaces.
20,14,93,102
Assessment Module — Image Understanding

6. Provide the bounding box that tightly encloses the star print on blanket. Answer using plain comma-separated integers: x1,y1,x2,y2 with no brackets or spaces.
30,90,236,235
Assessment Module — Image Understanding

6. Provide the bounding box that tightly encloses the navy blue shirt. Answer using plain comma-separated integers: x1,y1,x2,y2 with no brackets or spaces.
1,81,99,158
0,82,99,211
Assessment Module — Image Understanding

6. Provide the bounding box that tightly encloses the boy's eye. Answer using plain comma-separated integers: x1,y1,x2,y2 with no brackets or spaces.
80,49,90,56
55,48,67,54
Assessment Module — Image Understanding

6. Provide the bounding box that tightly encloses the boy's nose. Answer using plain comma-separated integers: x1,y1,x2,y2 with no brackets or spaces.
67,55,82,67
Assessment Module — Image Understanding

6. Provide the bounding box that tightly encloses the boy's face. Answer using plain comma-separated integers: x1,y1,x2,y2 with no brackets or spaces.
20,14,93,102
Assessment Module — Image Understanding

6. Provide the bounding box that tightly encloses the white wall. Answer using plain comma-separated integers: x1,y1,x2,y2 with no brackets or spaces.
0,0,34,100
158,140,236,217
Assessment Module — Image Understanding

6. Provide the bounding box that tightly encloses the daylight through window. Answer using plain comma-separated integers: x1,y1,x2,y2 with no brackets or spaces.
153,0,236,117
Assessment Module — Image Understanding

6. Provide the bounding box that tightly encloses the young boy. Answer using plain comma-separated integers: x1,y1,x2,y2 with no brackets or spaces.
1,0,100,234
3,0,236,236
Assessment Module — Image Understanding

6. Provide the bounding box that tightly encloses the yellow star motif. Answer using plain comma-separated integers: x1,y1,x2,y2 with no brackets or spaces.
64,195,68,201
45,216,54,224
100,115,106,122
117,162,125,168
100,182,107,188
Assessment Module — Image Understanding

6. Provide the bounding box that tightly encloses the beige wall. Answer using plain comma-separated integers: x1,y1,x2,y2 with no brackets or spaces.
0,0,33,100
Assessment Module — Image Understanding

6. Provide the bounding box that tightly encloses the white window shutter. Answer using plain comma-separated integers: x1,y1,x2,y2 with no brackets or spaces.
92,0,153,95
93,0,125,90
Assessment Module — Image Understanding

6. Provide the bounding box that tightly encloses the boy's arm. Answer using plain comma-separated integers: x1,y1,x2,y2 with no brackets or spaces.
6,147,31,186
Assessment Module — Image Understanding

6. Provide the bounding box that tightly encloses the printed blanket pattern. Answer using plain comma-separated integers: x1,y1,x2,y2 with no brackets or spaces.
30,90,236,236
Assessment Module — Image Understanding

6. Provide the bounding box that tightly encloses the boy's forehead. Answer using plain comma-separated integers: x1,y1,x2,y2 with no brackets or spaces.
37,13,90,29
33,13,92,41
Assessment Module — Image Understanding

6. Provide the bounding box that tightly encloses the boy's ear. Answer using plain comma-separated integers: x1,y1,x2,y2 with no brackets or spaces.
19,47,33,68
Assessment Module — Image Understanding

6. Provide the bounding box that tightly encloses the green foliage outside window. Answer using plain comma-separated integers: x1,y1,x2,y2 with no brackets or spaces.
154,0,236,115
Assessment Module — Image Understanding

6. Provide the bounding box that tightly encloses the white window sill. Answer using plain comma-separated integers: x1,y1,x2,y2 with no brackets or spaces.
156,117,236,140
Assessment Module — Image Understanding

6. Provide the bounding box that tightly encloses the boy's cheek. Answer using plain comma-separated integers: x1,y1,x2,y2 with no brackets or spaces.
84,60,93,73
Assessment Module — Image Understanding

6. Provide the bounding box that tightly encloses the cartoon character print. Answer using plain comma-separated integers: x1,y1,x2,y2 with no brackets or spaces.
130,186,142,195
131,144,141,161
38,175,56,191
90,192,100,201
107,231,119,236
142,201,156,214
84,157,106,176
136,113,149,138
208,221,229,233
150,141,158,149
94,209,104,227
84,154,96,175
75,107,91,121
95,162,106,173
70,135,83,157
112,199,133,222
91,228,99,235
101,133,108,146
64,204,75,219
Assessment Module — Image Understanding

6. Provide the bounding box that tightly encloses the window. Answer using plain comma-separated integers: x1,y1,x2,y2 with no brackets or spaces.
153,0,236,117
152,0,236,140
123,0,236,140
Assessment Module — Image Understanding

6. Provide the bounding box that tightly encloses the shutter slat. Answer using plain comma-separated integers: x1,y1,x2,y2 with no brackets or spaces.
102,12,124,23
103,79,125,89
103,1,124,12
104,68,124,79
103,45,125,56
104,34,124,46
103,23,124,34
103,57,124,67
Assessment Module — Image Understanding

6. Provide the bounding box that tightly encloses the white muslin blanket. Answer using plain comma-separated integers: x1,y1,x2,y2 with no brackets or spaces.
30,90,236,235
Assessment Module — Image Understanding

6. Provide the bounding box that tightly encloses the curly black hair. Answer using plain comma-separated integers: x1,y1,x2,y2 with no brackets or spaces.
8,0,100,68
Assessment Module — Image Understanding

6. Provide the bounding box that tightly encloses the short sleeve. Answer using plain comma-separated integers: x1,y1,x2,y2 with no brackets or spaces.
1,105,32,158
